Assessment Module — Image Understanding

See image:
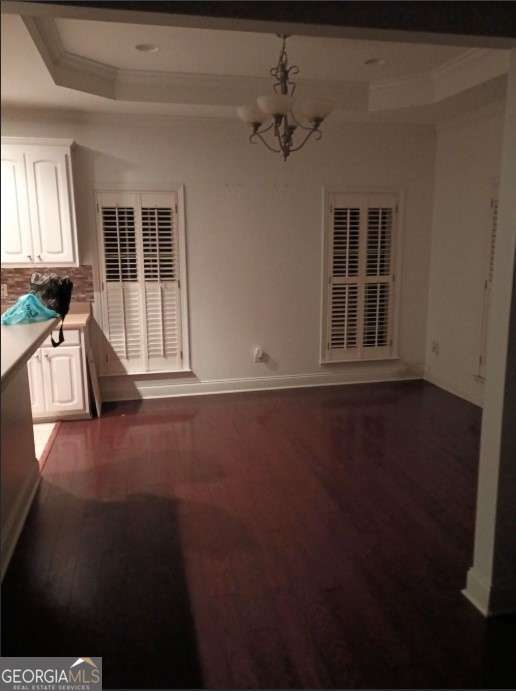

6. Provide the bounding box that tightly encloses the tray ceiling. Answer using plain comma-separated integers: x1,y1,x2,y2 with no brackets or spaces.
55,17,467,82
1,12,509,123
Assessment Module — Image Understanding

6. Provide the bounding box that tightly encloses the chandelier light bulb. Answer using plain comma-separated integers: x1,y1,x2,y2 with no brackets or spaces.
257,94,295,116
237,105,269,125
299,99,335,122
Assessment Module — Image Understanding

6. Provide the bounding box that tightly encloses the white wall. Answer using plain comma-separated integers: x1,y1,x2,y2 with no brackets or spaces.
425,106,504,405
2,110,435,399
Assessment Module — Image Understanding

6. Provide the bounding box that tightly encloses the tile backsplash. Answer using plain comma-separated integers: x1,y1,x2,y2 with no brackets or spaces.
1,265,94,306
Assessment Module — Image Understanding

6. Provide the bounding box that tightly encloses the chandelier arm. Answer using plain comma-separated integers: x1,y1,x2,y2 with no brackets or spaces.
289,110,316,132
251,130,283,154
254,120,275,136
289,126,322,152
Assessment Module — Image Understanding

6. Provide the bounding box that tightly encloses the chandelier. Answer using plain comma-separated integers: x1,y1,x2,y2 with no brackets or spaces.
237,35,334,161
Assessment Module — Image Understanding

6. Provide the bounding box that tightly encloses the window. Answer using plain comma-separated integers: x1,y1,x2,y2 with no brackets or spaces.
321,191,399,362
478,192,498,379
96,190,189,375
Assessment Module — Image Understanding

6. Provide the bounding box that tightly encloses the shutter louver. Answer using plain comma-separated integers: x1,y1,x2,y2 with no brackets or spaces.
363,283,390,347
105,283,142,362
364,206,393,351
98,191,184,375
324,193,397,362
329,205,361,354
103,206,138,282
366,207,392,277
142,207,176,281
141,195,181,371
101,202,143,372
333,208,360,277
330,284,359,349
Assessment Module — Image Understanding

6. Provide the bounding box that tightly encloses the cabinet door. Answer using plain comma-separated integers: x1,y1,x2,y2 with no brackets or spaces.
1,145,33,264
42,346,85,414
27,351,46,417
25,146,76,264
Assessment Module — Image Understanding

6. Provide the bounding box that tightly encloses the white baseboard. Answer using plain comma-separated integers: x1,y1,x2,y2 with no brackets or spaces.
1,464,40,581
463,566,516,617
100,362,423,402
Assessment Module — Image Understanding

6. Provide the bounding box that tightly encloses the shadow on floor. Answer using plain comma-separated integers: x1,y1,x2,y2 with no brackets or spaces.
1,481,204,690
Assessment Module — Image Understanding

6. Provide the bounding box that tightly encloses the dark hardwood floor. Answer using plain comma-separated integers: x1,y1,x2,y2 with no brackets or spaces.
2,381,515,689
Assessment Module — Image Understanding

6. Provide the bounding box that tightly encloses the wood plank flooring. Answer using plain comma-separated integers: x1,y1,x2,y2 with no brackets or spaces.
2,381,515,689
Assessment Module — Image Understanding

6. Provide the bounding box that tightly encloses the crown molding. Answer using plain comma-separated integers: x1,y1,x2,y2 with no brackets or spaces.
1,135,75,146
19,16,510,117
0,103,440,129
369,47,508,111
22,16,367,109
114,70,367,108
369,72,433,111
60,51,117,82
433,47,509,101
22,16,61,76
22,15,114,98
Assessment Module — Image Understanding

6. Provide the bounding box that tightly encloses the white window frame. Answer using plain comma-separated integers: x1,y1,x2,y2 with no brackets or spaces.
320,186,403,364
95,184,190,376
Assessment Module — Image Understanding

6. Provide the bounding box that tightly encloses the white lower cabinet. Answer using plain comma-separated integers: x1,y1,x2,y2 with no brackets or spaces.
28,329,90,421
42,346,84,414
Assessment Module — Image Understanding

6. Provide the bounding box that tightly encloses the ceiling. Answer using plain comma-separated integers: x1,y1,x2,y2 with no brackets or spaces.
55,18,467,82
0,11,509,123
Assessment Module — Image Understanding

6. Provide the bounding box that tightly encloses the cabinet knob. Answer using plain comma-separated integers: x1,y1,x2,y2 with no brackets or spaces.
37,255,42,261
27,255,32,261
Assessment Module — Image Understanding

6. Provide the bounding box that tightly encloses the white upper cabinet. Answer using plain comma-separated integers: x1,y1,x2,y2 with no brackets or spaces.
1,145,33,264
1,138,79,266
25,146,75,263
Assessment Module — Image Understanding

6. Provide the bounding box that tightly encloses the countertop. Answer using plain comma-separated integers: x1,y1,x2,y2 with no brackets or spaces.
62,311,90,329
1,319,59,387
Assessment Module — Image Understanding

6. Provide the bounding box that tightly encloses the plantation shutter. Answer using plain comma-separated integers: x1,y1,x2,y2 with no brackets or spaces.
97,190,183,375
141,193,182,371
478,195,498,378
324,192,397,362
99,191,144,373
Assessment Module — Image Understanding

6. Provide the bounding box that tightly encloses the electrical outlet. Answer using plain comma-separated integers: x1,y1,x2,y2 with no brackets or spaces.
252,346,265,363
431,340,440,355
1,284,7,299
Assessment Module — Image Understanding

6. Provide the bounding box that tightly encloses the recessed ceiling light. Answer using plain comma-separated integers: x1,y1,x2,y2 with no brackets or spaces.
135,44,159,53
364,58,386,66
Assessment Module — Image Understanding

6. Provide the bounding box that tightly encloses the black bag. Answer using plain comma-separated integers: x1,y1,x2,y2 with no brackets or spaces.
30,272,74,347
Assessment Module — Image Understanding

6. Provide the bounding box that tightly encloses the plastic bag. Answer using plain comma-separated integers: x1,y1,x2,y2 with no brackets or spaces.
1,293,60,325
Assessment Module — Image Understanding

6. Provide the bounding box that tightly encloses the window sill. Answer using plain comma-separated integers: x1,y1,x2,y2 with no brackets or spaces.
320,355,400,366
100,368,193,378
